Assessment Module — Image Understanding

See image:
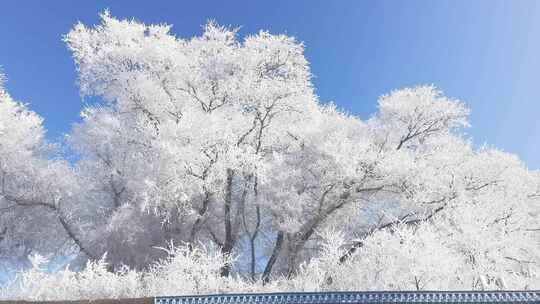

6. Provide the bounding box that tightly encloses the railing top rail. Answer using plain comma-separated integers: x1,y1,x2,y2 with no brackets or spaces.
155,291,540,304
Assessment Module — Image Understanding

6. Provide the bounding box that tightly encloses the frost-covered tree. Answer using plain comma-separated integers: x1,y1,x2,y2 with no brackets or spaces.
61,12,539,283
0,72,96,273
64,12,318,274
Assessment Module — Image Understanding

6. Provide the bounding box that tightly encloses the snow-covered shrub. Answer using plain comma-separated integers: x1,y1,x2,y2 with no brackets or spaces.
1,219,539,301
1,243,245,301
143,243,241,296
0,253,142,301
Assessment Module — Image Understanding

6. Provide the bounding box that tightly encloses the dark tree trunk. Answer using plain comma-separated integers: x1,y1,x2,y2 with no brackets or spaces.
262,230,284,284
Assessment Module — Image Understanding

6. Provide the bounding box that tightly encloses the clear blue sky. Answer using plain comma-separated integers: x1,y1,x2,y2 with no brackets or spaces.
1,1,539,168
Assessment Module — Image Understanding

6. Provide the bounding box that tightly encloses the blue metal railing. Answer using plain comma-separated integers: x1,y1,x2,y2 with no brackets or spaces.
155,291,540,304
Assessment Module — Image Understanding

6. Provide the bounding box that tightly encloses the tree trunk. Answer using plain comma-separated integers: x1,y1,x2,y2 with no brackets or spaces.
220,169,235,277
262,230,284,284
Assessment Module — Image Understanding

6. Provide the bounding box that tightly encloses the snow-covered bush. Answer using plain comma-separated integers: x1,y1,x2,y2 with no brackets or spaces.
143,243,240,296
0,254,142,301
2,219,538,301
1,243,246,301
